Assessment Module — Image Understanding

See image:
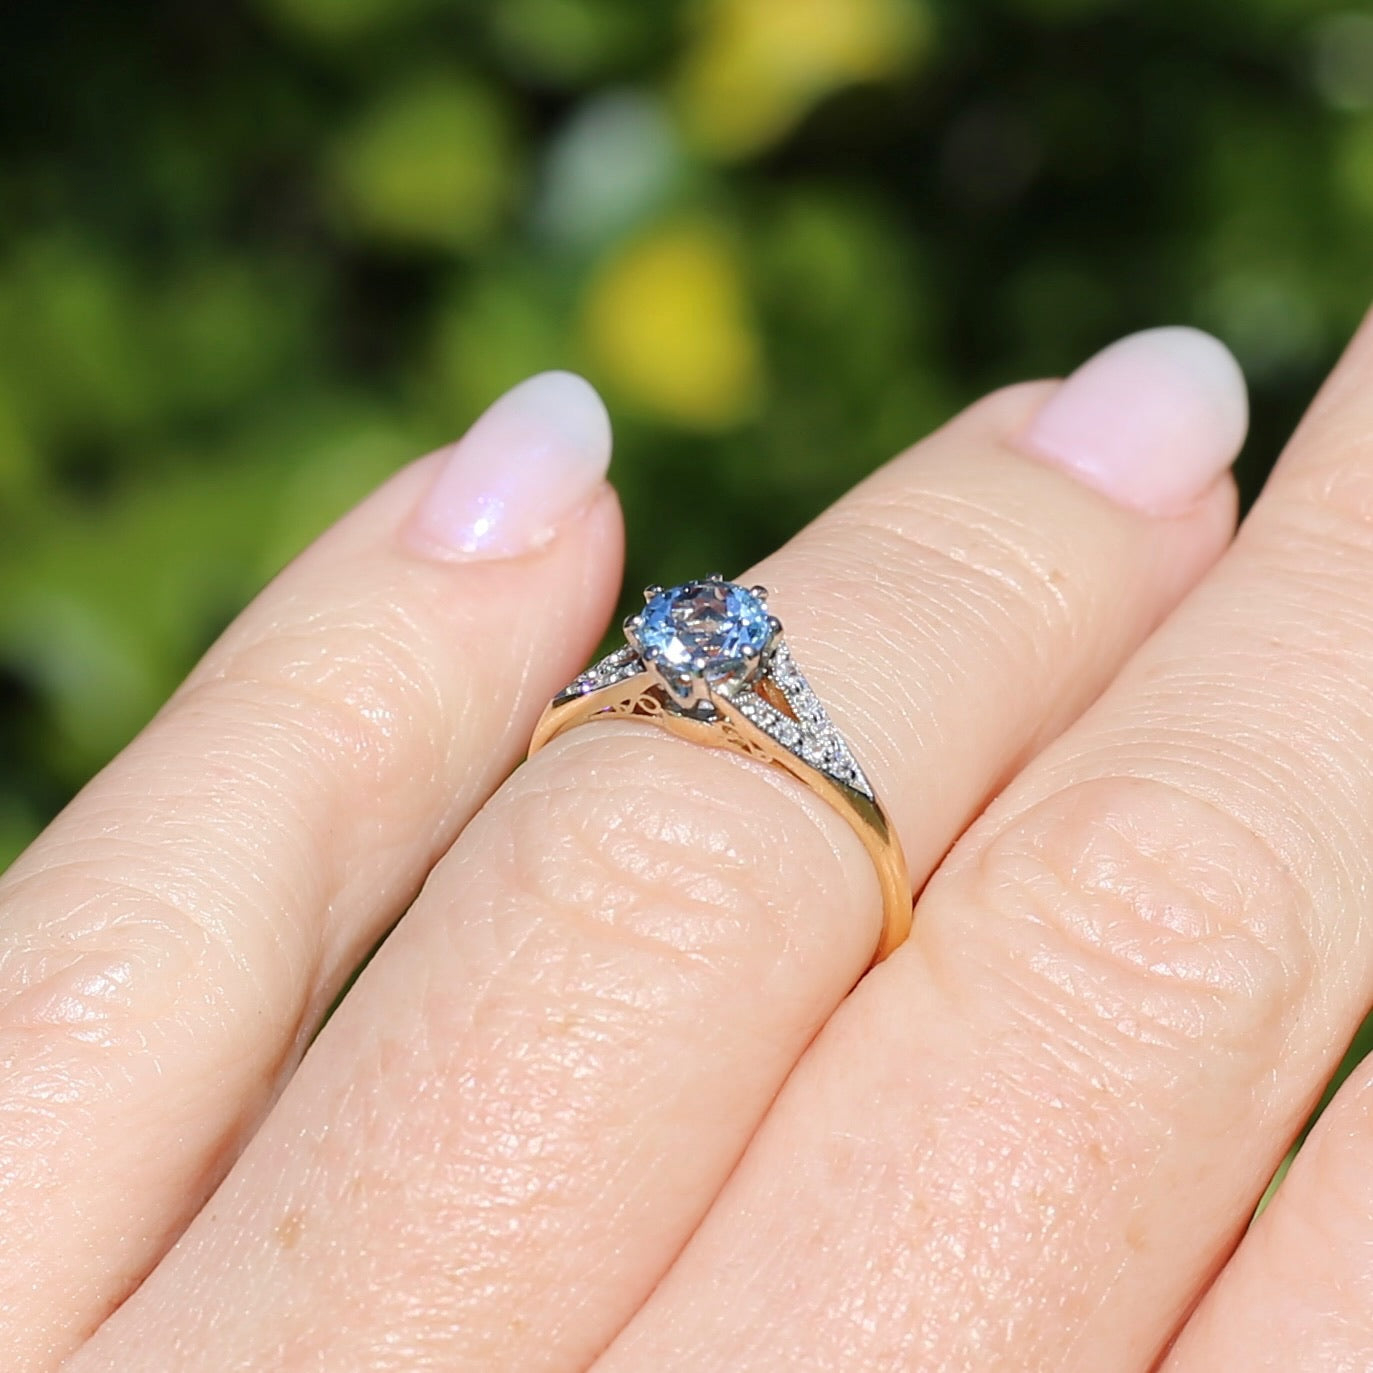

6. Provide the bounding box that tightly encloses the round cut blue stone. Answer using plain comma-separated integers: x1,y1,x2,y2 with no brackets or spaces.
638,580,770,683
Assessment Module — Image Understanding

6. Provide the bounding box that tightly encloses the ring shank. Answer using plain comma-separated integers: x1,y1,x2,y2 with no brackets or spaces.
527,674,912,966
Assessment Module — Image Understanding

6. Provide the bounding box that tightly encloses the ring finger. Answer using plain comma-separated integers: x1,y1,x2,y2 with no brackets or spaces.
72,329,1244,1370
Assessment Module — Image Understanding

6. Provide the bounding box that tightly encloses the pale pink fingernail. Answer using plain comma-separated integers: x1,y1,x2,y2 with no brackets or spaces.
1019,326,1249,515
411,371,612,559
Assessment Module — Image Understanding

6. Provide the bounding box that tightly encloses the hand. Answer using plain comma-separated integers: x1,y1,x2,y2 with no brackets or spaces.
3,320,1369,1371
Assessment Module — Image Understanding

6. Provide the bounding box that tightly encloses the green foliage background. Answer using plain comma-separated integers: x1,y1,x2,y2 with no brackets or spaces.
2,0,1371,881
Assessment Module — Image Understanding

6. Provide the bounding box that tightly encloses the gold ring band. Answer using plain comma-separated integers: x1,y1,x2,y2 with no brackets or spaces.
526,578,912,967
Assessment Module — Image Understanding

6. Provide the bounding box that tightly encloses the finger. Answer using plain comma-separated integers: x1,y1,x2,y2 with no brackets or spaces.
73,330,1243,1371
1161,1053,1373,1372
589,312,1373,1373
0,373,622,1367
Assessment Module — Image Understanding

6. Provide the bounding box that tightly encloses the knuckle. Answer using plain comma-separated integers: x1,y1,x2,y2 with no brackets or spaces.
819,486,1077,654
941,775,1313,1074
348,728,871,1263
484,726,862,980
184,595,448,794
793,468,1100,728
0,858,306,1054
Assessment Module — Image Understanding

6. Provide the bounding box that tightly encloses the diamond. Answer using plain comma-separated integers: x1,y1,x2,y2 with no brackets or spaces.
553,643,644,704
731,644,876,801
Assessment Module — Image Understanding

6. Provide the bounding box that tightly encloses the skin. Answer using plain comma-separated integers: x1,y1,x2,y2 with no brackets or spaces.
7,314,1373,1370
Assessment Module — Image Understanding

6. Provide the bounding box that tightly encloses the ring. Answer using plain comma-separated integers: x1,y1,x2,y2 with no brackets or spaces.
527,576,913,964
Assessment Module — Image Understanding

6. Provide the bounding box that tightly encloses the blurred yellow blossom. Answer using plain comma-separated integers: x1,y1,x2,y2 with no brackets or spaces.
676,0,930,159
582,220,763,428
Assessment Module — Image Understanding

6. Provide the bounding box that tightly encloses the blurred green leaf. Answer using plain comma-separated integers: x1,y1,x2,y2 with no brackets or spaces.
255,0,444,45
328,74,521,251
491,0,668,83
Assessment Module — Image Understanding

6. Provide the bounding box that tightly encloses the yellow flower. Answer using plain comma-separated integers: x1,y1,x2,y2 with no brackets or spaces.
582,220,763,429
676,0,929,160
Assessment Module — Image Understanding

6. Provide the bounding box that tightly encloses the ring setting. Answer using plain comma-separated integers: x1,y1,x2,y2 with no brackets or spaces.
528,576,912,964
632,579,775,713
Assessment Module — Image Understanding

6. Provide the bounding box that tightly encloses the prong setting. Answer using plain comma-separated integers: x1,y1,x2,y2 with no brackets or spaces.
633,578,773,715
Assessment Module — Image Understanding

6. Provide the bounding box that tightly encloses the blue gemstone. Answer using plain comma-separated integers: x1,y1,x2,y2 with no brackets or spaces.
638,580,770,682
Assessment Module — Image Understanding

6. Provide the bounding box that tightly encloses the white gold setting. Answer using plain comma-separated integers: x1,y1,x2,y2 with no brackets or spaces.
554,576,873,801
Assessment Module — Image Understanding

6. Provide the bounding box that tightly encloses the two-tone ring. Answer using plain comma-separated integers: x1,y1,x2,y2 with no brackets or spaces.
527,577,912,965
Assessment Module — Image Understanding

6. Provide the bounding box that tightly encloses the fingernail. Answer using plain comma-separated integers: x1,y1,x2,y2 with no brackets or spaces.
411,371,612,559
1019,326,1248,515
